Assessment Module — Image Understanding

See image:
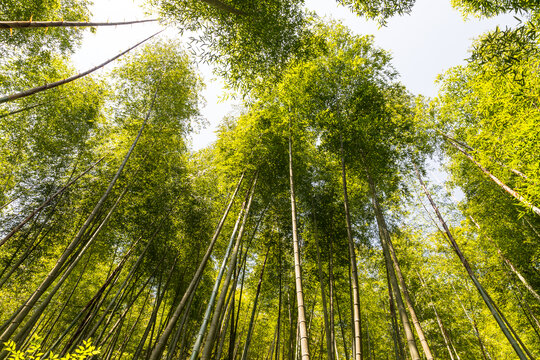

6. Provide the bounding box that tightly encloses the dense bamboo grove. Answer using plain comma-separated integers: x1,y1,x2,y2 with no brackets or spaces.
0,0,539,359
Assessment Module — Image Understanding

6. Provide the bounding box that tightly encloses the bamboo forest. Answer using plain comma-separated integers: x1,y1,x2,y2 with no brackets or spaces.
0,0,539,359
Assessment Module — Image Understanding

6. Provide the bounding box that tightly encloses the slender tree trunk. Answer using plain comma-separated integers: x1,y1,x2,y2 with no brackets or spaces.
385,267,405,360
415,164,529,359
0,98,61,119
384,230,433,359
453,287,490,360
117,289,151,359
228,268,237,360
36,252,92,349
334,285,349,360
523,217,540,239
215,288,235,360
313,220,334,360
268,320,280,360
85,241,152,343
449,336,461,360
0,30,164,104
443,137,540,216
364,167,420,360
275,243,283,360
149,171,245,360
231,235,255,360
288,119,310,360
509,275,540,340
438,131,528,179
501,248,540,303
295,318,300,360
241,249,270,360
102,317,124,360
236,304,252,360
167,284,198,360
0,229,48,290
96,277,150,350
72,241,142,343
417,272,455,360
288,289,295,360
349,273,355,360
134,258,178,360
10,187,128,348
307,295,317,336
339,135,363,360
227,255,239,360
94,272,144,345
43,238,150,358
328,238,337,360
383,300,400,360
62,235,142,351
488,289,535,360
0,19,156,29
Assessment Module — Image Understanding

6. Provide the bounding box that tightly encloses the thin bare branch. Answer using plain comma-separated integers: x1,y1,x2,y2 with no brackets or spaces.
0,19,157,29
0,29,165,104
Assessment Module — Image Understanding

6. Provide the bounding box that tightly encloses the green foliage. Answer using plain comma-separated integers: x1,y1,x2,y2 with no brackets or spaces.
0,0,539,358
3,337,99,360
0,53,105,223
151,0,311,92
110,40,203,133
436,44,540,212
0,38,213,359
451,0,540,17
336,0,415,24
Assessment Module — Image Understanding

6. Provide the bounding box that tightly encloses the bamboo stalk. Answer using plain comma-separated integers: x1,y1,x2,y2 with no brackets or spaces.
288,117,310,360
0,29,164,104
0,19,157,29
442,135,540,216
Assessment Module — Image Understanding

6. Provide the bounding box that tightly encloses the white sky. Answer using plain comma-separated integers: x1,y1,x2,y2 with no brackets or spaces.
72,0,518,151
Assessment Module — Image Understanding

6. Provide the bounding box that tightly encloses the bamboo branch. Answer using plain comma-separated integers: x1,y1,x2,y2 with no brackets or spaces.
438,130,529,180
0,29,165,104
470,216,540,305
0,99,58,118
442,135,540,216
0,19,157,29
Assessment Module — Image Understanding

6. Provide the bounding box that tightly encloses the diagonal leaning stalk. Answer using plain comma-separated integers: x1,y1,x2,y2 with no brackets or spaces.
0,19,156,29
442,135,539,216
0,29,164,104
